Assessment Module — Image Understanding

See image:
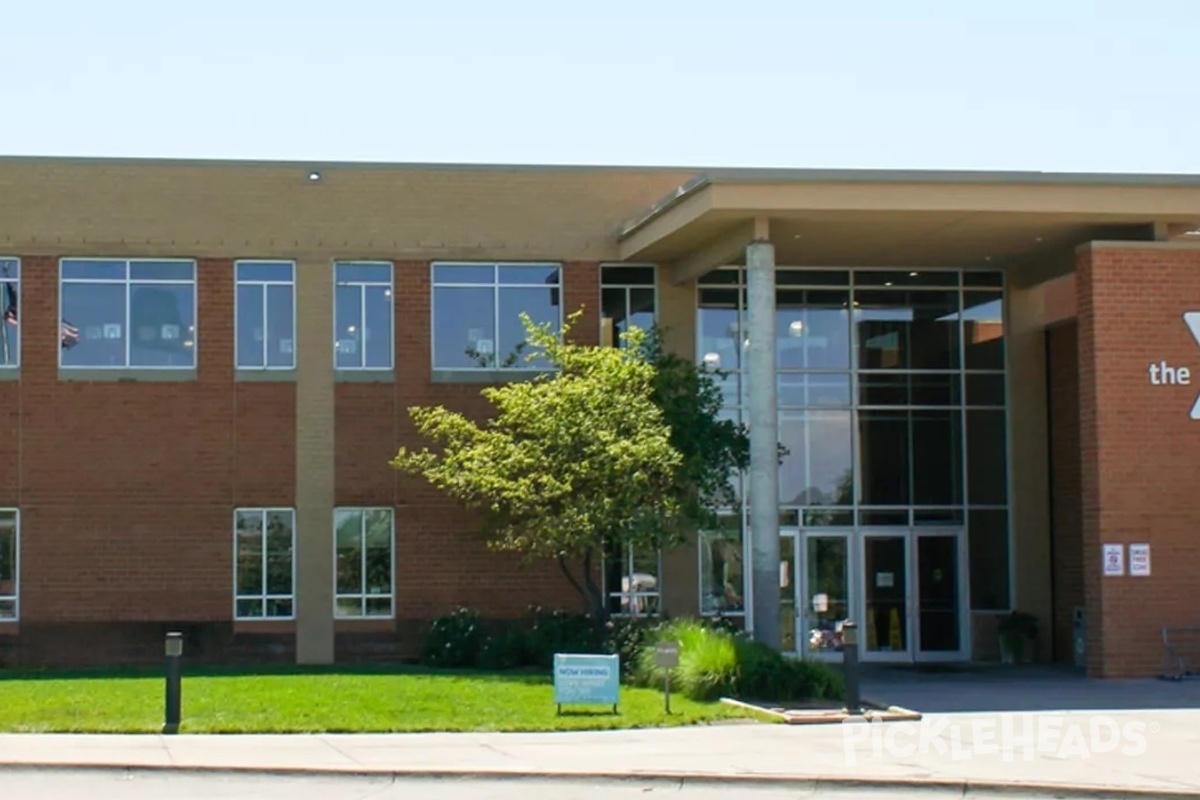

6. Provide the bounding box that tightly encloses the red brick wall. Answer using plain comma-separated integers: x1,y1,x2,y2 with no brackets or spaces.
1047,321,1083,663
333,260,601,625
10,256,295,626
1076,244,1200,677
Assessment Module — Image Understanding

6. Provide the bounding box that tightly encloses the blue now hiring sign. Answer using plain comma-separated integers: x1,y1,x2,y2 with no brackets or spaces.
553,653,620,707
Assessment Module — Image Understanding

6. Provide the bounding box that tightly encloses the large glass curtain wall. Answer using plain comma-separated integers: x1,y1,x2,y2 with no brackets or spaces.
697,268,1009,612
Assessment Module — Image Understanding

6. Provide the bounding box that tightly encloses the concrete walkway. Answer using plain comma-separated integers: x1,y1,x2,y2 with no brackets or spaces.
2,709,1199,797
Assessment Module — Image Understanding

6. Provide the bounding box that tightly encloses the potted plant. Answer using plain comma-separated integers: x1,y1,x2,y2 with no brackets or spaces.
996,611,1038,664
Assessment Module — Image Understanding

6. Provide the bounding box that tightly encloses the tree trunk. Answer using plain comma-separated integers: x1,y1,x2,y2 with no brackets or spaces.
556,552,609,629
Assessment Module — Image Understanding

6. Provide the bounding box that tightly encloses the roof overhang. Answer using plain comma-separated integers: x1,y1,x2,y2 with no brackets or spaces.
617,170,1200,283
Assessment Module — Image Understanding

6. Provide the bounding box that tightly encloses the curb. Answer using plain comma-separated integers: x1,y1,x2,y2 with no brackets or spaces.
1,762,1197,798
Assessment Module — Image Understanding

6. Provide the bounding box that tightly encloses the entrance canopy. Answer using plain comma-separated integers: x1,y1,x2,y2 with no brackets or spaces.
617,169,1200,283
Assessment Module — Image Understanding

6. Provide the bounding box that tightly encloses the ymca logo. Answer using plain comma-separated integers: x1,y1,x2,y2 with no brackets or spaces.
1147,313,1200,419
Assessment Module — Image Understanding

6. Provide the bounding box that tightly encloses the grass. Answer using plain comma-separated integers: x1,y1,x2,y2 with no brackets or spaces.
0,664,770,733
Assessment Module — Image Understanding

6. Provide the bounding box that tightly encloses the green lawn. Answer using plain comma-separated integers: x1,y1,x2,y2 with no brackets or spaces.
0,665,768,733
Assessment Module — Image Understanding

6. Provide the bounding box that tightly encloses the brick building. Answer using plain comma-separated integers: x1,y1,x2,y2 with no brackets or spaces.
0,157,1197,677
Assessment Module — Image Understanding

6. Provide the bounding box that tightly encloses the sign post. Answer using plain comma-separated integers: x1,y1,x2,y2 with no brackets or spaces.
654,641,680,714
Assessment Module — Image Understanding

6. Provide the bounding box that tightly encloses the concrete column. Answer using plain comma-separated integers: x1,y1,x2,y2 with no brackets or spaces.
294,257,335,663
746,239,780,649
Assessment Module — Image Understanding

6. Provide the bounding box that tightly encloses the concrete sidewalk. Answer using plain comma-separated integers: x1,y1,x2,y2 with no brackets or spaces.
1,710,1199,797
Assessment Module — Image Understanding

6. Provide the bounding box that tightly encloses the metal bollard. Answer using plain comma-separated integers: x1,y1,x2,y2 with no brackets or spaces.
841,621,862,716
163,632,183,734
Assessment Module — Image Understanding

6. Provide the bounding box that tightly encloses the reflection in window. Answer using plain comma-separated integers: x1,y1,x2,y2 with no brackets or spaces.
779,411,854,506
335,262,393,370
963,291,1004,370
0,259,19,367
335,507,394,618
0,509,16,620
60,259,196,368
601,265,656,348
776,289,850,370
856,290,960,370
699,515,745,615
604,543,660,617
236,261,295,369
234,508,294,619
432,262,561,369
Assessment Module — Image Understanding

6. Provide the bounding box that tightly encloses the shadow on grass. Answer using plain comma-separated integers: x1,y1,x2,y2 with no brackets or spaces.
0,663,554,683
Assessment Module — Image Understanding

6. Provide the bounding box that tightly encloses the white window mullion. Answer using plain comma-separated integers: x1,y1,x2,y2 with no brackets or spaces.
359,284,368,369
124,273,132,368
260,510,269,617
260,284,269,367
360,515,368,616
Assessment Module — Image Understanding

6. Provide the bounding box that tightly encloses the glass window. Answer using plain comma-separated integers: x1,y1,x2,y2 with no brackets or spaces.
234,508,295,619
964,291,1005,370
858,373,961,406
60,259,196,369
236,261,295,369
967,409,1009,505
604,544,660,617
431,262,561,369
334,262,393,370
334,507,394,618
779,411,854,506
0,510,17,620
778,374,852,408
699,514,745,615
969,509,1010,609
858,409,963,506
855,290,960,371
776,289,851,369
601,265,657,348
698,288,742,373
0,259,19,368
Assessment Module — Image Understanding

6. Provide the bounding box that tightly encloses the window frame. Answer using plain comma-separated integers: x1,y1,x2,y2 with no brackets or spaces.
333,506,396,619
232,507,296,621
0,257,19,369
429,261,564,371
333,261,394,371
58,257,198,370
603,543,662,619
234,259,297,371
599,263,658,348
0,508,18,622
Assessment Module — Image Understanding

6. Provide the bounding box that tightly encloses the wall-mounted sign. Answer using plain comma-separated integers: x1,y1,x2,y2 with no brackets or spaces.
1102,543,1125,576
1182,312,1200,419
1129,543,1151,577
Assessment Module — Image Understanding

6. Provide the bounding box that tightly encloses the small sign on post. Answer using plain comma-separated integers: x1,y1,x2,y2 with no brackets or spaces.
553,654,620,715
655,641,681,714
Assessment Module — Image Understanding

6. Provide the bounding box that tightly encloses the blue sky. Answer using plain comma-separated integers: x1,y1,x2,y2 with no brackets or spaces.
2,1,1196,172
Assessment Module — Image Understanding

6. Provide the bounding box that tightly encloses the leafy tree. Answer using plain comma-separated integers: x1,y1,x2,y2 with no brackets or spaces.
636,326,751,530
390,311,684,620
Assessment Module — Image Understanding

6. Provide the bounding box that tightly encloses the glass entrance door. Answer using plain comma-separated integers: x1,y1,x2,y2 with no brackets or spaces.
801,533,851,657
913,530,967,661
861,534,909,661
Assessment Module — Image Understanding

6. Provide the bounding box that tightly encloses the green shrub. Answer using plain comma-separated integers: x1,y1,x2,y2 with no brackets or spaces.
478,623,530,671
524,606,601,668
603,617,664,679
421,607,483,668
631,618,844,703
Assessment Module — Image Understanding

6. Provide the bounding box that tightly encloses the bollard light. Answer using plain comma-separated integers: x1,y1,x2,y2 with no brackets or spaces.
163,631,183,735
841,620,863,716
